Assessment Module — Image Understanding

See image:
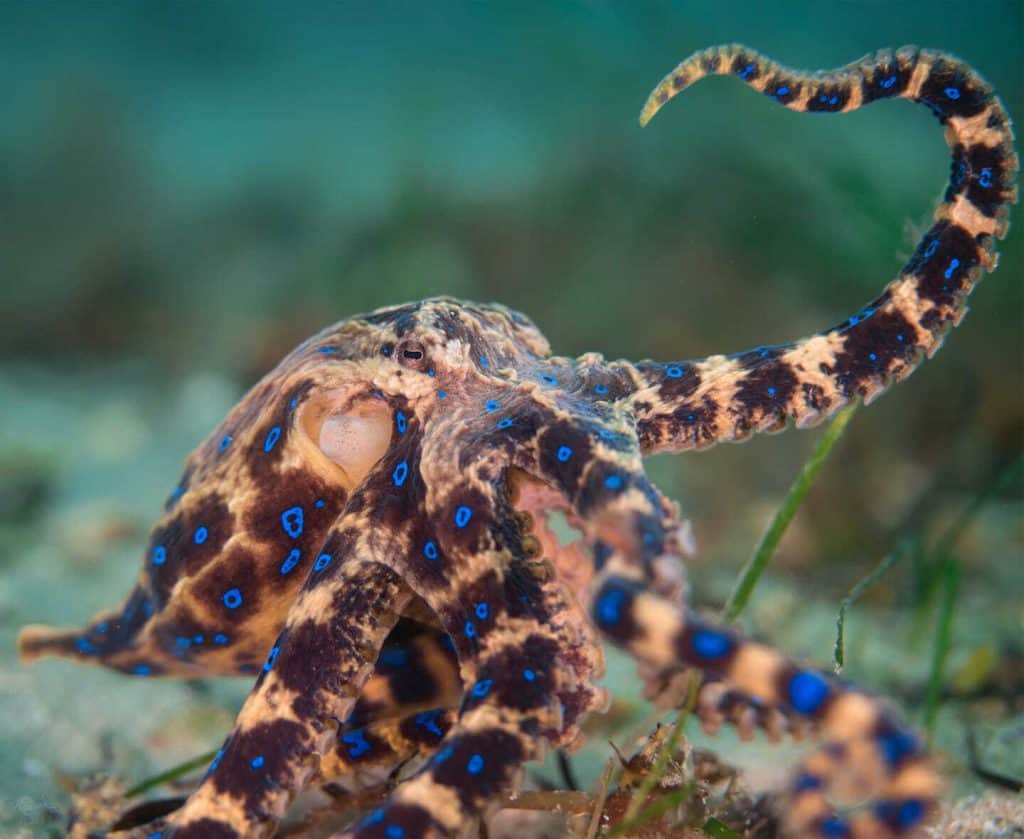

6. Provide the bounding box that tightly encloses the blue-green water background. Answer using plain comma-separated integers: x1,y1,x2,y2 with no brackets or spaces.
1,2,1021,835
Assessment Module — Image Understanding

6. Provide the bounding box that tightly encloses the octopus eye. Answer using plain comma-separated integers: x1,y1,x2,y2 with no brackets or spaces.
302,392,392,487
397,340,426,368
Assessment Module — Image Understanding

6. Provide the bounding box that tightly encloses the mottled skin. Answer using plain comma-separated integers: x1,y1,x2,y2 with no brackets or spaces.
18,44,1017,839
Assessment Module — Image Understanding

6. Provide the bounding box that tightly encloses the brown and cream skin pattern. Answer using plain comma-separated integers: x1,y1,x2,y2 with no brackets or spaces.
17,43,1016,839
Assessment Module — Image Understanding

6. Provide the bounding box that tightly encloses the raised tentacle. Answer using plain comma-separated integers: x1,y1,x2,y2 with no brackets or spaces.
624,44,1017,454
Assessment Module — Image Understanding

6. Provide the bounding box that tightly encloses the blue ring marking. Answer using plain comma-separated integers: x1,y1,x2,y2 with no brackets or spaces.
315,498,325,508
497,417,513,429
142,600,153,617
222,588,243,609
923,238,940,259
466,754,485,775
280,548,301,575
428,368,436,377
773,85,789,98
690,629,734,660
897,799,925,829
821,816,851,838
219,434,232,451
134,665,152,676
979,168,992,188
251,755,265,769
153,545,167,565
193,634,204,644
214,633,229,645
176,636,191,648
395,411,407,433
342,729,372,758
792,773,823,793
263,644,280,672
437,390,447,399
423,540,439,560
881,75,897,89
595,587,626,626
434,744,454,765
604,474,622,490
472,678,493,698
281,506,304,538
147,833,163,839
475,602,489,620
944,258,960,280
739,63,755,79
539,373,557,385
787,670,831,715
289,396,299,409
598,428,615,439
484,399,500,412
454,506,472,528
415,710,444,736
767,386,776,397
385,826,405,839
464,620,476,638
869,352,878,362
316,346,337,354
479,356,489,368
263,426,281,452
382,346,391,356
314,553,332,572
944,86,960,100
665,364,684,378
556,445,573,462
76,637,98,655
594,383,608,395
392,460,409,487
523,668,536,681
96,622,108,633
194,526,208,545
877,728,918,768
366,808,385,825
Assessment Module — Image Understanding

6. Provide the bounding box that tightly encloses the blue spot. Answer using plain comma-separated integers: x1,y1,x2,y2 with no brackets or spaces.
594,383,608,395
767,387,776,397
979,168,992,188
497,417,513,429
897,333,905,342
366,808,385,825
923,238,940,259
539,373,557,385
472,678,493,698
821,816,851,838
382,346,391,356
484,399,500,412
214,633,229,645
176,636,191,649
523,668,536,681
209,748,224,773
556,445,572,462
395,411,407,434
251,755,265,769
379,647,408,668
598,428,615,439
691,629,734,660
898,799,925,829
739,63,755,79
219,434,232,451
392,460,409,486
878,728,918,768
263,644,280,672
434,745,454,765
415,710,444,736
280,548,300,575
464,621,476,638
788,670,831,715
666,365,684,378
596,587,625,626
315,498,325,508
75,638,97,655
193,526,208,545
314,553,332,572
281,506,304,538
386,827,404,839
427,368,435,377
316,346,337,354
475,602,489,620
944,86,960,100
423,540,439,560
944,257,960,279
263,426,281,452
881,75,897,89
342,729,372,758
604,474,622,490
148,833,163,839
153,545,167,565
792,773,822,793
467,754,485,775
479,356,489,367
869,352,878,362
222,588,243,609
437,390,447,399
289,396,299,409
774,85,789,98
142,601,153,617
454,506,472,528
95,622,108,633
133,665,151,676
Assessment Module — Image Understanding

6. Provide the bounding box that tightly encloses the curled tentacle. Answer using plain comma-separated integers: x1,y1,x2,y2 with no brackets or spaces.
623,44,1017,454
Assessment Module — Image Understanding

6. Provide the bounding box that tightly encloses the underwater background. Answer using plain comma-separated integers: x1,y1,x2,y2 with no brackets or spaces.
1,2,1021,836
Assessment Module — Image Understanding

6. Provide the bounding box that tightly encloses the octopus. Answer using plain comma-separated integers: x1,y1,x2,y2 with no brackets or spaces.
18,43,1017,839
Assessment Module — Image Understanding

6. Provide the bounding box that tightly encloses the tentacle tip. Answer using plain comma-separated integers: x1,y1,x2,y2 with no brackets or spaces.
16,624,66,663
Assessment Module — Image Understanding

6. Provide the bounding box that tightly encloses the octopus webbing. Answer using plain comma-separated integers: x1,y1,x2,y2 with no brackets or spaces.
18,43,1017,838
